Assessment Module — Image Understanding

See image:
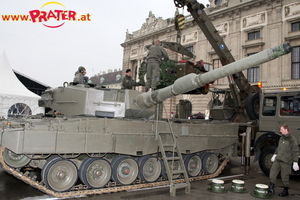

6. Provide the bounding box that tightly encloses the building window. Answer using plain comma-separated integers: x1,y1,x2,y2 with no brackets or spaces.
213,59,222,84
248,31,260,40
292,21,300,32
292,46,300,79
247,53,260,82
215,0,222,5
186,46,194,53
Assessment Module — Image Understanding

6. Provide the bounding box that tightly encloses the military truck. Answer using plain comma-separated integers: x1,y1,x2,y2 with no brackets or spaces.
254,86,300,176
174,0,300,176
208,85,300,176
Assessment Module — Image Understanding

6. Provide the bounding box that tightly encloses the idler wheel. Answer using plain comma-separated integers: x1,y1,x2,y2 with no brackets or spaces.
3,148,31,168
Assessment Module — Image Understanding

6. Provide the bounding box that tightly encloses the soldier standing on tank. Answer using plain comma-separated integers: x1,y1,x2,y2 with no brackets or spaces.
268,124,299,197
121,69,140,90
73,66,86,82
145,39,169,92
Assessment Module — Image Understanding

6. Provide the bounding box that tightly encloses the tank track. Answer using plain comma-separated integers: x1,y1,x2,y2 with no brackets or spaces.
0,145,229,198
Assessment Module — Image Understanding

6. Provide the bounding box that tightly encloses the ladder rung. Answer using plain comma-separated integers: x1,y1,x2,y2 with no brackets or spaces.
163,144,175,147
166,157,180,161
159,131,172,134
173,183,190,189
172,170,186,174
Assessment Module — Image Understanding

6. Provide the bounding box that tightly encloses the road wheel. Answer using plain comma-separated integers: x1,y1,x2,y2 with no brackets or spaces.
202,152,219,174
79,157,111,188
183,154,202,177
111,156,138,185
2,148,31,168
259,146,276,176
137,155,161,182
41,157,78,192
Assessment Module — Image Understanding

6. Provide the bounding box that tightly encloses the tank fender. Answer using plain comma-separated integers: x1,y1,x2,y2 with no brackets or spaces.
253,132,280,162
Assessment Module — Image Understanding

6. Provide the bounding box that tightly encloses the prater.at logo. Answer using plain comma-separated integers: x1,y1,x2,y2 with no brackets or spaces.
29,2,91,28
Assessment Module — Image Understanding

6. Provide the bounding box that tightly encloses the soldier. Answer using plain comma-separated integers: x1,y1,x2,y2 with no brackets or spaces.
268,124,299,197
121,69,140,90
145,39,169,92
73,66,86,82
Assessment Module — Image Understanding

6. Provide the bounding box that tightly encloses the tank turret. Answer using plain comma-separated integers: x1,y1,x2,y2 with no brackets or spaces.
39,43,292,118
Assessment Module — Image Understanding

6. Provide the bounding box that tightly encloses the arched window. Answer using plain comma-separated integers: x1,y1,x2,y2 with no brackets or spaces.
8,103,32,118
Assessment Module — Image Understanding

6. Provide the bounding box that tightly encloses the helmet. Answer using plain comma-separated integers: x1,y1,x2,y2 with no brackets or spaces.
78,66,86,73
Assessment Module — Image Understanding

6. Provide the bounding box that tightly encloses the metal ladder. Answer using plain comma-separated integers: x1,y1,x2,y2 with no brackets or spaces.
157,131,191,196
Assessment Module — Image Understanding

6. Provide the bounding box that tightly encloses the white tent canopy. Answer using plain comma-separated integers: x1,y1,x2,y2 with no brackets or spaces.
0,51,44,118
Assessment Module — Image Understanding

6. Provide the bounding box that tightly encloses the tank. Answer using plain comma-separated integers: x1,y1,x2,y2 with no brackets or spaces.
0,43,291,198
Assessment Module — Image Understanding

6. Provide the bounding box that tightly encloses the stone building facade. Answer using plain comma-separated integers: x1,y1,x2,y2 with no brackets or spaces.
90,69,122,89
121,0,300,119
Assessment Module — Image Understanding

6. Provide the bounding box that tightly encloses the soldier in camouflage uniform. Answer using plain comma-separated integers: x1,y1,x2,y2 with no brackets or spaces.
268,124,299,197
121,69,140,90
73,66,86,82
145,39,169,91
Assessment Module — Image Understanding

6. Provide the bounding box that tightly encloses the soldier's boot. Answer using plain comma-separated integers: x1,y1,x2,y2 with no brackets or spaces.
278,187,289,197
268,182,275,194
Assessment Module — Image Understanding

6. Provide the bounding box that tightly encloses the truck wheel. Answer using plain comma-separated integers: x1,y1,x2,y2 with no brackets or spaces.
246,93,259,120
259,146,276,176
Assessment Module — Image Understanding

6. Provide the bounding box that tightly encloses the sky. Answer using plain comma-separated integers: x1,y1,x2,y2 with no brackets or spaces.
0,0,209,87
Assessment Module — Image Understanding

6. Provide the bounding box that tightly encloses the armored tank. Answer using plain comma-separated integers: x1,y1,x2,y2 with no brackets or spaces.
0,43,291,197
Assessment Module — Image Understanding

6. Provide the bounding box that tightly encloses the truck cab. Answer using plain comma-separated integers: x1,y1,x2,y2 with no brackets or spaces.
254,87,300,175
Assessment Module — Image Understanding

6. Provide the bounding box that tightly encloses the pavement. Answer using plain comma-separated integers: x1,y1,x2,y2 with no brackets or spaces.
0,156,299,200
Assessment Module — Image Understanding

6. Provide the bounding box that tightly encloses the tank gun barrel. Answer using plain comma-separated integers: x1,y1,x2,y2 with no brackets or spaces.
136,43,292,109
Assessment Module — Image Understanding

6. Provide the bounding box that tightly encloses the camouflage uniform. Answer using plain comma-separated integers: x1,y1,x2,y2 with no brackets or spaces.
73,71,83,82
122,75,140,89
269,133,299,187
73,66,86,82
146,44,169,91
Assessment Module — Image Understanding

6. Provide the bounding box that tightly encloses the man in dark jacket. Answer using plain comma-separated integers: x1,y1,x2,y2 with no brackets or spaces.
145,39,169,92
121,69,140,90
268,124,299,197
73,66,87,82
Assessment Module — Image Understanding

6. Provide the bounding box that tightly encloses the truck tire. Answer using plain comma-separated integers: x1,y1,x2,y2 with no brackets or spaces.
246,93,259,120
259,146,276,176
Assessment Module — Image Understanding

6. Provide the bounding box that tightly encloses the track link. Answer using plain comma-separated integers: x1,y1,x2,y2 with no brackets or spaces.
0,145,229,198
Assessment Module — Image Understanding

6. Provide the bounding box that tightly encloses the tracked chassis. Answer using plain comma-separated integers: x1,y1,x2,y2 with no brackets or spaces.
0,117,237,197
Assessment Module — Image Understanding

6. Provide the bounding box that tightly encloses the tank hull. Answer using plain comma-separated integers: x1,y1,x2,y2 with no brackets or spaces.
0,117,237,197
1,118,238,155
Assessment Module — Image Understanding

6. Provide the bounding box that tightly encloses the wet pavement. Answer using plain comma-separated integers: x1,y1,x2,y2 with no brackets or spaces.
0,156,299,200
